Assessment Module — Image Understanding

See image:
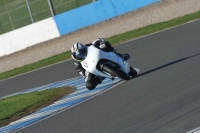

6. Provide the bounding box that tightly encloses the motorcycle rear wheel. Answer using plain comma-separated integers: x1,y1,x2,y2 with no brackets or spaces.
102,64,130,80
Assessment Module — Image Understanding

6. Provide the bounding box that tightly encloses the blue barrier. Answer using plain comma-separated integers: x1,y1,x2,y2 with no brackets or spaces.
54,0,160,36
111,0,160,16
54,0,117,36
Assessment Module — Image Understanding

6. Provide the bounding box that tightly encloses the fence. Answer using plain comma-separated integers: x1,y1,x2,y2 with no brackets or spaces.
0,0,95,35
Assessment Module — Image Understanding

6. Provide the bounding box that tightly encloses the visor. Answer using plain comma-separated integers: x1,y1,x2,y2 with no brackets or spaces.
73,46,87,61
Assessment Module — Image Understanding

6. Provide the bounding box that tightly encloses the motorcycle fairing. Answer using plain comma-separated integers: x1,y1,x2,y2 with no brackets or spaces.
81,45,130,78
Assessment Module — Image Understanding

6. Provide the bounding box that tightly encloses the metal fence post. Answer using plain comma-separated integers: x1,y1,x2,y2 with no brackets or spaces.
3,0,15,29
25,0,34,23
0,20,3,34
48,0,56,16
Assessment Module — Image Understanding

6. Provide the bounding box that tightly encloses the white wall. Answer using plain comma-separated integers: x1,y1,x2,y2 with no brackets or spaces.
0,18,60,57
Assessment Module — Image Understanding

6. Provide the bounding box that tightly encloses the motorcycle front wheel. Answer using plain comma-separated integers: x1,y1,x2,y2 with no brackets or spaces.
102,64,130,80
129,67,138,77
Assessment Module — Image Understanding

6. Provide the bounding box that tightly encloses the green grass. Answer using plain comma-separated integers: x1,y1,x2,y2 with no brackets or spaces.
52,0,92,14
0,87,76,126
0,10,200,81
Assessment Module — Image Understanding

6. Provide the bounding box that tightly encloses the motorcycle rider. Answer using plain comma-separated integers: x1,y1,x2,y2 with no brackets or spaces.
71,38,130,90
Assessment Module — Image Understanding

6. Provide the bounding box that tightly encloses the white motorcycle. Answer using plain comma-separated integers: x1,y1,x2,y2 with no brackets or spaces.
80,45,140,80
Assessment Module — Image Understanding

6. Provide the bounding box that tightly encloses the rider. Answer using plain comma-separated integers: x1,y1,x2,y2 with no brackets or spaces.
71,38,130,90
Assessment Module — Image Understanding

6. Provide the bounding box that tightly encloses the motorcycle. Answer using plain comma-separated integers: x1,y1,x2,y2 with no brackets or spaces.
80,45,140,81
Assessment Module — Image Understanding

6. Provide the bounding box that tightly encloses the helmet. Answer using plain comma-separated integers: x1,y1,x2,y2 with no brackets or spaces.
71,42,87,61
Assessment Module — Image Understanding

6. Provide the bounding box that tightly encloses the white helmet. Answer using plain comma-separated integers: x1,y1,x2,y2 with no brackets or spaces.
71,42,87,62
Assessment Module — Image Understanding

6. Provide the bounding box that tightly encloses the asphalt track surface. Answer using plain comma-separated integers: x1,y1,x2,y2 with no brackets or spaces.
0,20,200,133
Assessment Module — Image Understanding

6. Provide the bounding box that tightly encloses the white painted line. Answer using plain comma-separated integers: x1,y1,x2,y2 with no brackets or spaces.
10,108,63,125
187,127,200,133
0,59,70,83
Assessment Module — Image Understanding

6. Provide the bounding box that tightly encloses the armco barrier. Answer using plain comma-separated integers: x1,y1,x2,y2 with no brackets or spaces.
54,0,160,36
0,18,60,57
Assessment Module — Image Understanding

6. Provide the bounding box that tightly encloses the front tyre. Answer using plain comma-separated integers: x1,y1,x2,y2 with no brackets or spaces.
102,64,130,80
129,67,138,77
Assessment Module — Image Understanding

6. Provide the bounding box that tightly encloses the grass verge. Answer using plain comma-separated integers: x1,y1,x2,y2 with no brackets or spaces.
0,10,200,81
0,87,76,127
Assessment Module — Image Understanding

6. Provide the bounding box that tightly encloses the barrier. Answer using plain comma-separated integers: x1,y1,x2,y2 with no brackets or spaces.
54,0,117,36
54,0,160,36
0,18,60,57
111,0,160,16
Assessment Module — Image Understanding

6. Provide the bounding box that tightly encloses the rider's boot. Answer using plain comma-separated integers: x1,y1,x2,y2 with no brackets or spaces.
96,76,105,83
113,50,130,60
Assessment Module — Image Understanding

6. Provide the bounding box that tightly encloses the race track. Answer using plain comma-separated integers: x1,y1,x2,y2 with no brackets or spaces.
0,19,200,133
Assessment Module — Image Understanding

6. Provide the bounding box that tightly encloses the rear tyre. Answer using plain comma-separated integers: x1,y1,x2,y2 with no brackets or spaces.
102,64,130,80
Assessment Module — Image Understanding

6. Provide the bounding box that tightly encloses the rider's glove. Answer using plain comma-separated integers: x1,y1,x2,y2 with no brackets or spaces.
98,38,106,49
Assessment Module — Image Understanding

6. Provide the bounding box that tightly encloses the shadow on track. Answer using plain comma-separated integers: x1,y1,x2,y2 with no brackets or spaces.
136,53,200,78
